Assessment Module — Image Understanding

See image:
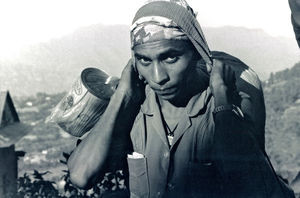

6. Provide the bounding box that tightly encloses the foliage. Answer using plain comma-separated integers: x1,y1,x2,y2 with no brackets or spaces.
268,62,300,84
17,171,60,198
17,152,128,198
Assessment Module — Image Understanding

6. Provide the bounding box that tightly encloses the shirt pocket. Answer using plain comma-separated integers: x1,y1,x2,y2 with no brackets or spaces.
188,161,221,198
127,157,149,198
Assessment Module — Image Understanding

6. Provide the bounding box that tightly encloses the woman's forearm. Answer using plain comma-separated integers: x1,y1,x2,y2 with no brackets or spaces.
67,89,139,189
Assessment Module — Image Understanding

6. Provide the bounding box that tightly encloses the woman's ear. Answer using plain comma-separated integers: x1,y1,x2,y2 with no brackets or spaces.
136,65,147,84
138,74,145,81
132,52,147,84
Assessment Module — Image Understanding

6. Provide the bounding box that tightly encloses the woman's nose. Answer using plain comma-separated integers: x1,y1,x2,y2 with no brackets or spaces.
152,62,169,85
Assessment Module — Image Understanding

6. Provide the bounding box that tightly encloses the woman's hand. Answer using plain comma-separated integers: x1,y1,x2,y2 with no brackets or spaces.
117,59,146,105
209,59,236,105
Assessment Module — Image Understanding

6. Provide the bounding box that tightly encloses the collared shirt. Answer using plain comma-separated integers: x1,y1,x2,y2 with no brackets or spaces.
128,86,221,198
126,84,289,198
124,52,289,198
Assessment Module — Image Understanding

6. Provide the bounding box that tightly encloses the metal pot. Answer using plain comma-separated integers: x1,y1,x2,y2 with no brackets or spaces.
47,68,119,137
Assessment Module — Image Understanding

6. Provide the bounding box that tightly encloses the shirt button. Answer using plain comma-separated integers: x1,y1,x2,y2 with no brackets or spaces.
163,152,169,158
157,191,161,197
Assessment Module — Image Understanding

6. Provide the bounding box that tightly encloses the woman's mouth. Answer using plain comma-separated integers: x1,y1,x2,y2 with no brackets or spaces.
153,86,177,96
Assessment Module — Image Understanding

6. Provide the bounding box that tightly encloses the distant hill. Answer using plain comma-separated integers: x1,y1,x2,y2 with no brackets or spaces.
204,26,299,78
0,24,131,96
0,24,299,96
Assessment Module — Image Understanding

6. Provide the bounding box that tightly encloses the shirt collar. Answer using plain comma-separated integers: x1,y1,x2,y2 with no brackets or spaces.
140,85,212,117
140,85,156,116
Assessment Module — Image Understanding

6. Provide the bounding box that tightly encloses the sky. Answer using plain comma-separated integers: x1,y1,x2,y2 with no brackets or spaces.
0,0,294,59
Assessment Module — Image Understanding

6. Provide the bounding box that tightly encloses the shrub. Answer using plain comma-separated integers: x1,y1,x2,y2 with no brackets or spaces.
17,152,128,198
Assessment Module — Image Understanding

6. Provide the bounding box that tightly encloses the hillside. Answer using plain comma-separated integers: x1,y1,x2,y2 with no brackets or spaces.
263,62,300,194
0,24,299,96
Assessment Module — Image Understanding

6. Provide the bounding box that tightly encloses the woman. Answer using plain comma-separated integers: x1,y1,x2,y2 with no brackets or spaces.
67,0,294,197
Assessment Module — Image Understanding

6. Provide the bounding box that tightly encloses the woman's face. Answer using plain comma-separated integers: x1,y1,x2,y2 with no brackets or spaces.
134,40,198,102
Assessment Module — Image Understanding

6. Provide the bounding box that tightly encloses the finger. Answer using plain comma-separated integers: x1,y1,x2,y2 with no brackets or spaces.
223,65,229,84
212,59,224,75
230,68,236,83
224,64,231,83
121,59,133,76
228,67,236,85
225,66,236,90
223,64,228,82
206,63,212,74
232,74,237,91
213,59,224,68
212,59,219,69
128,59,140,79
126,59,134,72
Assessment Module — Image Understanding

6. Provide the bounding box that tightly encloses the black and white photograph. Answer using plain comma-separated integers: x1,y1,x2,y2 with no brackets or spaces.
0,0,299,197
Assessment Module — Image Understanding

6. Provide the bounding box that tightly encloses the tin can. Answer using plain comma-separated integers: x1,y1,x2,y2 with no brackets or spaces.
47,68,119,137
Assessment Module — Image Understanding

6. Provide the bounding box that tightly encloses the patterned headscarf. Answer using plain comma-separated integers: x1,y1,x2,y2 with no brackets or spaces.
131,0,212,65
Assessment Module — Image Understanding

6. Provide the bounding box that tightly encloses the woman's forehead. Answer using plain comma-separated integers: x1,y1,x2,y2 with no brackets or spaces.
134,40,194,56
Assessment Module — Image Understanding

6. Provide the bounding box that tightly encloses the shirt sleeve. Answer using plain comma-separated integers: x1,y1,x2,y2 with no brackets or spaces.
212,110,293,197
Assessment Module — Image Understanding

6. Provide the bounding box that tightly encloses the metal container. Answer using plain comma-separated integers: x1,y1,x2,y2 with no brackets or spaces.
47,68,119,137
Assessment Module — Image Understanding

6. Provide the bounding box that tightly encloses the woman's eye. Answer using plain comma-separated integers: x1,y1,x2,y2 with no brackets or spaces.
138,57,151,66
164,56,178,64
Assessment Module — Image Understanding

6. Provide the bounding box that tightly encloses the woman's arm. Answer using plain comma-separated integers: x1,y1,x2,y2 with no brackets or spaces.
210,60,289,197
67,60,144,189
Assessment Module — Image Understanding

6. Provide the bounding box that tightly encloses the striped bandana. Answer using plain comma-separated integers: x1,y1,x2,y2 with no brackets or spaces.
131,0,213,65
